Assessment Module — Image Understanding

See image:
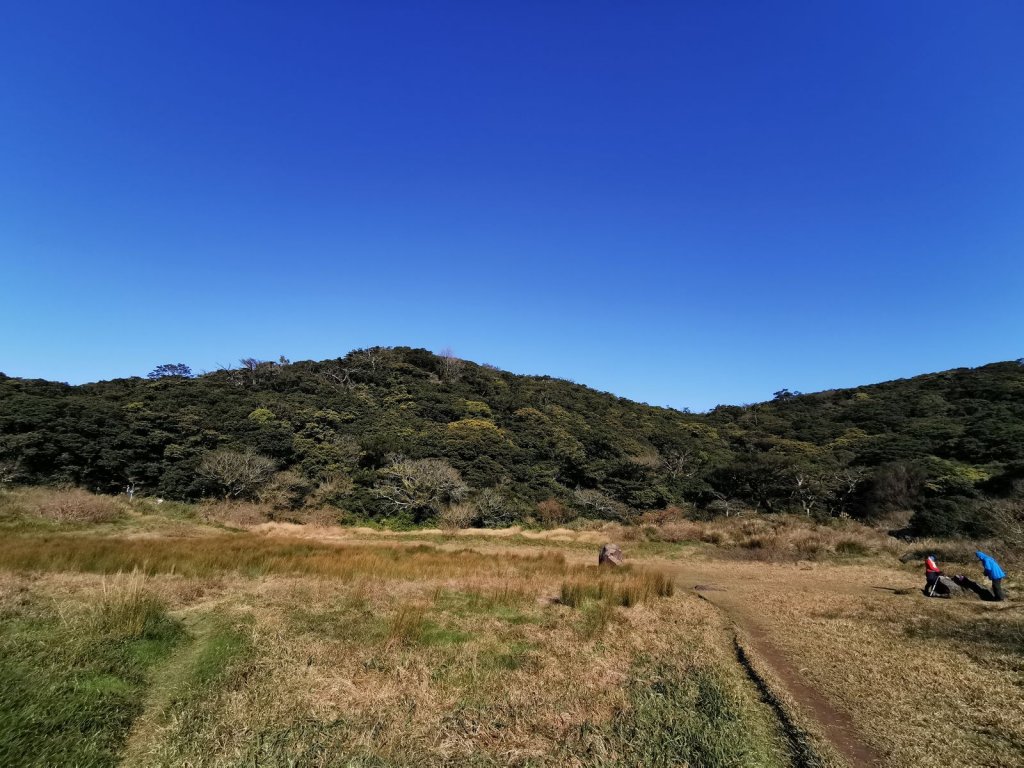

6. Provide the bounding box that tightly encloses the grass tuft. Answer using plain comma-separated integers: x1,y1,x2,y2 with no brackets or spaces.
560,569,674,609
90,570,172,640
834,538,871,556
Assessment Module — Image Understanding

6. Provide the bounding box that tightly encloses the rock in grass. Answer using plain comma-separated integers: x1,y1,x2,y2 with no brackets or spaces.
599,543,623,567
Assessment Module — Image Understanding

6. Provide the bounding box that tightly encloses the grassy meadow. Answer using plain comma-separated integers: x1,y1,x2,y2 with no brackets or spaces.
1,486,1022,767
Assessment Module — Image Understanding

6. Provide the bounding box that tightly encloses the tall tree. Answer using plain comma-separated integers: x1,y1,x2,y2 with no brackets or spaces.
147,363,192,379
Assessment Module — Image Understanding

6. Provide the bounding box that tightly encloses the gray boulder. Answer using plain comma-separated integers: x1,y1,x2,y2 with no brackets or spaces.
599,543,623,566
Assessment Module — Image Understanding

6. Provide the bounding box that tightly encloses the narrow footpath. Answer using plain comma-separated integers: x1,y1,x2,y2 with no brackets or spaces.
672,565,886,768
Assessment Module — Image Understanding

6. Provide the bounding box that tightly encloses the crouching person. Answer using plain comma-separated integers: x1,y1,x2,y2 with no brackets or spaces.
975,551,1007,602
924,555,943,596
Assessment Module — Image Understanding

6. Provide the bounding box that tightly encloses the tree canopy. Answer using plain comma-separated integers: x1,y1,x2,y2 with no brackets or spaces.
1,349,1022,537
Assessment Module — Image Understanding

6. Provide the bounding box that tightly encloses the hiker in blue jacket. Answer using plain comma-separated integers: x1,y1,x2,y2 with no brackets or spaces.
975,551,1006,602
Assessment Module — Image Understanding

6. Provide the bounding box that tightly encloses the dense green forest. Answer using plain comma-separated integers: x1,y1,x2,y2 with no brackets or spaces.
2,348,1022,538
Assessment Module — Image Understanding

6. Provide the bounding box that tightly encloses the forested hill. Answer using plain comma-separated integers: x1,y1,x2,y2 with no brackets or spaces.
1,348,1022,536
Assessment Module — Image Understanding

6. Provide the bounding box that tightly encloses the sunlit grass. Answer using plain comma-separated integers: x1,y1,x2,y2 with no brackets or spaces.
0,574,182,767
0,533,569,581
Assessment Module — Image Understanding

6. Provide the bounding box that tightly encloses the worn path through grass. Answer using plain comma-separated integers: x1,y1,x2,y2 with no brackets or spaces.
695,586,882,767
655,556,1024,768
119,610,221,766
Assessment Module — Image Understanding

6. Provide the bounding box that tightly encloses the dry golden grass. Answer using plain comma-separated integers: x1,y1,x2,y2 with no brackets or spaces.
126,568,780,766
642,514,901,562
1,537,789,767
4,487,1021,766
0,532,571,582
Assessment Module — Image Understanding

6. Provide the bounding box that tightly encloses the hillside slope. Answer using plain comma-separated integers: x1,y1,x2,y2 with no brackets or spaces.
2,349,1022,535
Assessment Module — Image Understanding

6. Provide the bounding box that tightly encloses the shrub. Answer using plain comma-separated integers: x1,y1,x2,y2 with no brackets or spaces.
438,502,478,532
701,530,726,546
283,508,341,527
638,506,690,526
476,487,516,528
259,470,313,510
537,499,571,528
198,448,277,500
373,458,467,522
975,499,1024,549
643,521,703,543
573,488,633,523
36,489,122,523
306,473,354,508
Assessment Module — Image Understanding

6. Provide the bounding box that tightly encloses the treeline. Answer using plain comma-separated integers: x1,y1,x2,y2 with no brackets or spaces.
1,348,1022,538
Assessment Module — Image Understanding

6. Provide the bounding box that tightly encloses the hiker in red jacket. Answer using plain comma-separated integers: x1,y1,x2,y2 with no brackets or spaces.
924,555,943,596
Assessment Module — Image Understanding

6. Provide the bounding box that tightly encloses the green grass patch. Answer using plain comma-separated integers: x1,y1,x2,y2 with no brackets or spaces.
479,640,537,672
134,615,256,767
577,598,617,638
188,622,252,689
432,587,534,623
605,660,786,767
0,584,182,767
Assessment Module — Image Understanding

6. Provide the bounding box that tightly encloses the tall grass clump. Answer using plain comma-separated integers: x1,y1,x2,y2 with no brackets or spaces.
384,604,470,648
578,599,617,638
90,570,176,640
834,538,871,557
560,569,674,609
387,604,429,645
434,586,530,615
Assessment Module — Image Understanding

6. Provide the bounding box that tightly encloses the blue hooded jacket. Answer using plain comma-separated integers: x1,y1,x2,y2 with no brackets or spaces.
976,551,1005,580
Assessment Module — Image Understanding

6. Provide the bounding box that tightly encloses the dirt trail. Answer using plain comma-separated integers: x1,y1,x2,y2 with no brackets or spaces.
670,563,885,768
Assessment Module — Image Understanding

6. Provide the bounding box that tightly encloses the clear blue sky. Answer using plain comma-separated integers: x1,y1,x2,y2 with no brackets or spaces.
2,2,1022,411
